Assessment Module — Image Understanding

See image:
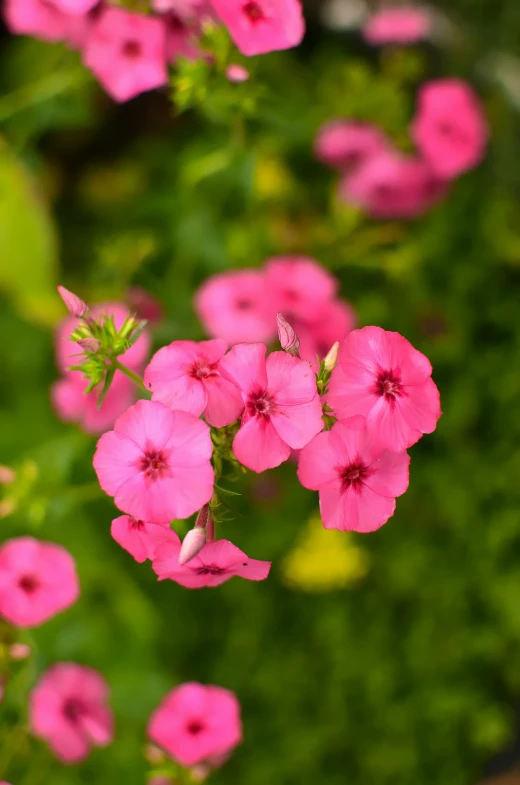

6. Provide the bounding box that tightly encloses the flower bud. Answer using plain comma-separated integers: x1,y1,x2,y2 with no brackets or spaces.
324,341,340,372
57,285,89,318
277,314,300,357
226,64,249,83
179,528,206,565
77,338,101,354
0,466,15,484
9,643,31,661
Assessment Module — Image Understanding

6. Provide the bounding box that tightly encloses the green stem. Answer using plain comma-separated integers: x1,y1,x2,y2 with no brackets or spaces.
113,360,148,393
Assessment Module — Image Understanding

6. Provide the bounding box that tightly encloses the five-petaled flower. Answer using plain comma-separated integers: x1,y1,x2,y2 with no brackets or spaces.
30,663,114,763
210,0,305,56
298,415,410,532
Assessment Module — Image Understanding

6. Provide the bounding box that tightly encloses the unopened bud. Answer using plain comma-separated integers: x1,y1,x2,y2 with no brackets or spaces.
57,285,89,318
179,527,206,566
0,466,15,484
9,643,31,661
226,64,250,83
144,743,165,765
77,338,101,354
324,341,340,372
276,314,300,357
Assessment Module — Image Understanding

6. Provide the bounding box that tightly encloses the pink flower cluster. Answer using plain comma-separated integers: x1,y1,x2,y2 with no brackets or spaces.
195,256,357,368
315,79,488,219
52,301,150,435
3,0,305,102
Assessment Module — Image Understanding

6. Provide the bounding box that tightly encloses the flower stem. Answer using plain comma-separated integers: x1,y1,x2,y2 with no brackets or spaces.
113,360,148,393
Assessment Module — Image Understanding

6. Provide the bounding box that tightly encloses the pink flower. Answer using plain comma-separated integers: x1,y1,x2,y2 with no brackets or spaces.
339,150,446,219
3,0,73,42
226,64,250,82
296,300,357,369
83,7,168,103
51,370,136,435
56,301,150,375
165,10,204,63
144,339,244,427
328,326,441,451
195,270,274,344
111,515,173,563
0,537,79,629
411,78,488,180
314,120,388,171
363,6,431,45
210,0,305,56
218,343,323,472
30,663,114,763
152,537,271,587
93,400,214,524
148,682,242,767
126,286,164,326
47,0,97,15
298,415,410,531
264,255,337,319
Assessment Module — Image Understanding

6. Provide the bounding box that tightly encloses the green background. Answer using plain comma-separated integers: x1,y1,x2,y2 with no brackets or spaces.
2,2,520,782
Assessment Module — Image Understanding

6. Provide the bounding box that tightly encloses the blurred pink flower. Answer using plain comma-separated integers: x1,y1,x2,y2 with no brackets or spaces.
298,415,410,531
339,149,446,219
0,537,79,628
83,7,168,103
30,663,114,763
9,642,31,660
148,682,242,766
47,0,97,14
51,370,136,435
219,343,323,472
165,10,204,63
93,400,214,524
144,339,244,427
56,301,150,376
111,515,173,563
411,78,488,179
226,64,250,82
210,0,304,56
314,120,389,170
195,270,274,344
3,0,76,43
0,466,15,484
126,286,164,326
265,255,337,319
153,537,271,587
363,5,430,45
328,326,441,451
296,300,357,370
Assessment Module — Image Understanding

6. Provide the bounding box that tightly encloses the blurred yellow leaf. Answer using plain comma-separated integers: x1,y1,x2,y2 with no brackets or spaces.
0,137,60,326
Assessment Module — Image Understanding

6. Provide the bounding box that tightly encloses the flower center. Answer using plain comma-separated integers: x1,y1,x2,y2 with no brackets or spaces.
242,1,265,23
18,574,39,593
374,369,403,401
190,359,218,380
121,40,142,59
187,719,204,735
340,461,370,492
139,450,169,481
247,389,274,418
63,697,85,723
235,298,253,311
196,565,224,575
130,517,145,530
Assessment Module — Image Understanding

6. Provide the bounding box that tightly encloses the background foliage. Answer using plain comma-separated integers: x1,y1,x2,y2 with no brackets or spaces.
2,2,520,783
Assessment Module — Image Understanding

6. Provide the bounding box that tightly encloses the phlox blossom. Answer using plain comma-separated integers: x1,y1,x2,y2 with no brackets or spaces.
314,120,388,171
111,515,173,563
363,6,431,45
219,343,323,472
339,149,445,219
152,536,271,587
30,663,114,763
328,326,441,451
195,270,273,344
144,339,244,427
148,682,242,767
0,537,79,629
83,7,168,103
298,415,410,532
210,0,305,56
411,78,488,180
51,370,136,435
93,400,214,524
3,0,89,44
